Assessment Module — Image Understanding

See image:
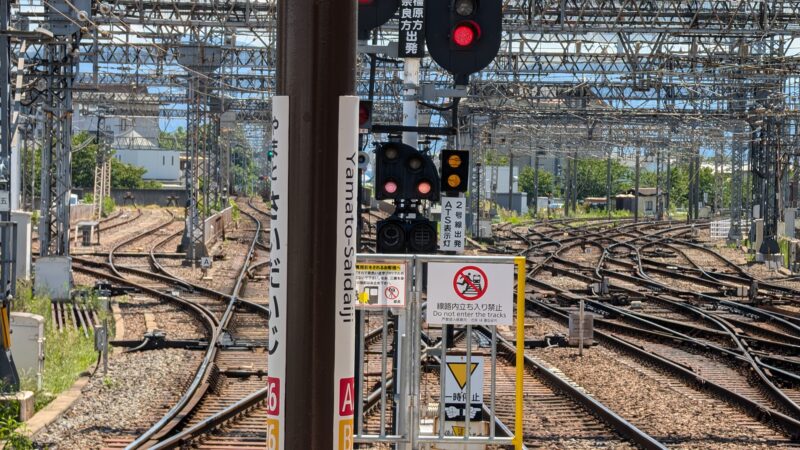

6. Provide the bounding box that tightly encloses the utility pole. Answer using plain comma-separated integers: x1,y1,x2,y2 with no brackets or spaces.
666,149,671,218
533,151,539,218
634,148,640,223
507,150,514,211
270,1,358,449
571,150,578,215
606,150,612,218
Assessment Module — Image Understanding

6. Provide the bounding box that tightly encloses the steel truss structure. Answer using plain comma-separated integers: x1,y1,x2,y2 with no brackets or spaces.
3,0,800,255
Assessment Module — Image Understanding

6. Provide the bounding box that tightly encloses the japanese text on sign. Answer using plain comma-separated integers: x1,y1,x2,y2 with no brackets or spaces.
267,96,289,450
355,263,407,308
440,196,466,252
399,0,424,57
0,192,9,212
427,262,514,325
444,355,483,421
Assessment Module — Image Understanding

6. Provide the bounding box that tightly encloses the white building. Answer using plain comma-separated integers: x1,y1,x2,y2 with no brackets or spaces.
74,114,183,183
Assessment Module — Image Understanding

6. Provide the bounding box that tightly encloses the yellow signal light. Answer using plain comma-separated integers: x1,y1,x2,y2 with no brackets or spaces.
447,174,461,188
447,154,462,168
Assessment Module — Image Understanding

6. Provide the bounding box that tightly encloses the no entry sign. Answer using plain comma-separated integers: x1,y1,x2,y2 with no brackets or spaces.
427,262,514,325
453,266,488,301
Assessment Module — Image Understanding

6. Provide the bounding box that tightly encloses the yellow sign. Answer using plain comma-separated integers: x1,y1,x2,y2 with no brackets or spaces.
338,418,354,450
447,362,479,390
355,262,407,308
266,418,280,450
356,263,402,271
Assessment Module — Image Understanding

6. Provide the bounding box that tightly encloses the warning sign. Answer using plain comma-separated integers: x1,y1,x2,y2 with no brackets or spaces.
453,266,488,301
355,262,407,308
444,355,483,421
427,262,514,325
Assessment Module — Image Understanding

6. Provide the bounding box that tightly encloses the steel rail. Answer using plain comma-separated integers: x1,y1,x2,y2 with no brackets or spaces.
514,221,800,436
473,325,667,450
125,199,264,449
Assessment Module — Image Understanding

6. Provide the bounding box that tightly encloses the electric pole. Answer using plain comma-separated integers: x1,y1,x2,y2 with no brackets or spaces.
270,1,358,448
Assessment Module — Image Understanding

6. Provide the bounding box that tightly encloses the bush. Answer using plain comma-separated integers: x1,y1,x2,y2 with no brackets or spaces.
13,284,101,411
102,197,116,217
229,198,240,224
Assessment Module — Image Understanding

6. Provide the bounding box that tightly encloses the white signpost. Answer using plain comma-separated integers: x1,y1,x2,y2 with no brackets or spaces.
355,262,407,308
266,96,289,450
440,196,466,252
200,256,212,269
444,355,484,421
426,262,514,325
332,96,358,450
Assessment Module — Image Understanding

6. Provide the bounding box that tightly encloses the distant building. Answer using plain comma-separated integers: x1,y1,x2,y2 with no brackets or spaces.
583,197,608,210
74,114,183,184
615,188,660,216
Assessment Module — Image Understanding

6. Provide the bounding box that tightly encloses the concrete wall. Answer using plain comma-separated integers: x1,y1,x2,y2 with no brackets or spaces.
114,149,182,181
204,207,233,245
494,192,528,215
482,165,520,196
111,189,187,207
69,204,94,222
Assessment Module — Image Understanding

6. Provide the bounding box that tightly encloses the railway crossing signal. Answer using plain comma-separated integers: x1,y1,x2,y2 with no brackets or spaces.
358,0,400,40
440,149,470,194
375,142,440,202
425,0,503,85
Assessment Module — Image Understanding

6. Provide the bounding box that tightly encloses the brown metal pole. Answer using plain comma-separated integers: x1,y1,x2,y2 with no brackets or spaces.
277,0,356,447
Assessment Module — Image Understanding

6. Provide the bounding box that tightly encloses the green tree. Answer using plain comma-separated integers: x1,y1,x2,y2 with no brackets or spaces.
71,131,100,188
575,158,632,199
158,127,186,150
71,131,161,190
518,166,557,197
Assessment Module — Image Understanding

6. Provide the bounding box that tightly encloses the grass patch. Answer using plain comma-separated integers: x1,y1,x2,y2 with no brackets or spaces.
13,283,102,411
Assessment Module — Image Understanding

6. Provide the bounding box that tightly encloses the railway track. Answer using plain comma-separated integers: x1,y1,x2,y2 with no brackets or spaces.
492,219,800,445
68,198,269,449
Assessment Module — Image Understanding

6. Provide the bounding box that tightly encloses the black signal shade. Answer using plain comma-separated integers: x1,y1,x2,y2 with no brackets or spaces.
377,215,438,254
407,218,438,253
359,100,373,130
375,142,440,201
377,217,406,253
358,0,400,40
440,149,469,193
425,0,502,85
454,0,476,16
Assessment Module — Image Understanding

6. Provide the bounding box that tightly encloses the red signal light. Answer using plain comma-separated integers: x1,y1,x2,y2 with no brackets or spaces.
452,21,479,47
358,0,374,4
359,105,370,126
417,181,432,195
384,180,398,195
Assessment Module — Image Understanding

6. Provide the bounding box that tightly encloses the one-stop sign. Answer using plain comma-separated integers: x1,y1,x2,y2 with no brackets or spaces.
426,262,514,325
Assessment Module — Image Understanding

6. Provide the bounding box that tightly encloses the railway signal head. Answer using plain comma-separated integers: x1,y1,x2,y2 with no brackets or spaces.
358,151,370,171
359,100,373,131
358,0,400,41
425,0,503,85
377,216,406,253
375,142,440,202
440,149,470,193
407,217,437,253
377,215,438,254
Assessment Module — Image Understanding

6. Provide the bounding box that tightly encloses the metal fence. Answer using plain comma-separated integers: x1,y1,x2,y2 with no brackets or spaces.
709,219,749,241
353,254,525,450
